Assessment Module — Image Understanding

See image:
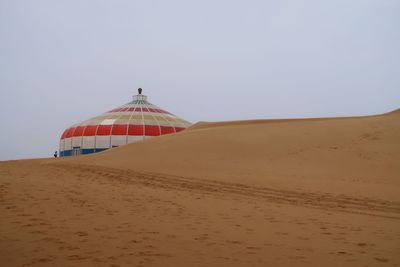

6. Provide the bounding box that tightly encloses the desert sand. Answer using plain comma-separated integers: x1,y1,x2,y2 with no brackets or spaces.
1,109,399,266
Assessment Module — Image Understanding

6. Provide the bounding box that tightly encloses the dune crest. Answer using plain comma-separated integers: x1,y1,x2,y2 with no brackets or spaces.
188,108,400,131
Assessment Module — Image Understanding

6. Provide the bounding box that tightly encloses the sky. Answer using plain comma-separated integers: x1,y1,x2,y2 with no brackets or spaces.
0,0,399,160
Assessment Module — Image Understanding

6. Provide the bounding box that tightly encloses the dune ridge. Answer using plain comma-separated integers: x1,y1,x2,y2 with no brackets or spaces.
188,108,400,131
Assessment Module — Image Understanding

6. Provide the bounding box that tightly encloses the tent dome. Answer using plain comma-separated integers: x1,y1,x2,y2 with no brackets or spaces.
59,89,191,156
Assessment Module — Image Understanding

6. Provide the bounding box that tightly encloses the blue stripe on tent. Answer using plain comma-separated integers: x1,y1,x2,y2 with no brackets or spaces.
60,148,109,157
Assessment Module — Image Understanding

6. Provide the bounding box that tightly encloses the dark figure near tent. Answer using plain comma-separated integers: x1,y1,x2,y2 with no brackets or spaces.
54,151,58,158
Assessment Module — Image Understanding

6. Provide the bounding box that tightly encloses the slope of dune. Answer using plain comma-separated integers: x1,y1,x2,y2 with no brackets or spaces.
74,108,400,200
1,109,399,267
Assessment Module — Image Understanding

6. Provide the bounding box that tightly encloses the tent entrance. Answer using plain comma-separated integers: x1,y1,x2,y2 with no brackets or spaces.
72,147,81,156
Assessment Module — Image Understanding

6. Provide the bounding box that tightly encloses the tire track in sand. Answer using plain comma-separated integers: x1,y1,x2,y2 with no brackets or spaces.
53,163,400,220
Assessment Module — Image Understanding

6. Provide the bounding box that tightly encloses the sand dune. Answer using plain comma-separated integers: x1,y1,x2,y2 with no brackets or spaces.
1,109,399,266
76,108,400,200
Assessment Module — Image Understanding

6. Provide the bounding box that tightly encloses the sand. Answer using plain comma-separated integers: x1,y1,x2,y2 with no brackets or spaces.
1,109,399,266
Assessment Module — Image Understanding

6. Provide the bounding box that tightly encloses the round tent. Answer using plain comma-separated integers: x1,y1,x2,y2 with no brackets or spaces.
59,89,191,156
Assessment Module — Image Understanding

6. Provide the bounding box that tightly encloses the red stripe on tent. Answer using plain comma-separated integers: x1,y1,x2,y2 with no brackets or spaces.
151,108,167,113
145,125,161,136
83,125,97,136
65,127,75,138
61,129,69,139
160,126,175,134
111,124,128,135
175,127,185,133
61,124,187,139
73,126,85,137
97,125,112,135
107,107,168,114
128,125,144,135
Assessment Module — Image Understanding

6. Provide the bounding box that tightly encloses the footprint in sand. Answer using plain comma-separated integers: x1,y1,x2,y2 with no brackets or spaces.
226,240,243,245
336,251,352,256
246,246,262,250
75,231,89,237
68,254,88,261
374,257,389,263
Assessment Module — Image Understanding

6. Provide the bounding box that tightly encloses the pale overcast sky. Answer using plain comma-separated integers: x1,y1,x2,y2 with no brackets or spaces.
0,0,399,160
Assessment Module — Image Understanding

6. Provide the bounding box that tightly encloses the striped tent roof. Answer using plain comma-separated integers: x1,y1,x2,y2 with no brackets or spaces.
59,88,191,156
